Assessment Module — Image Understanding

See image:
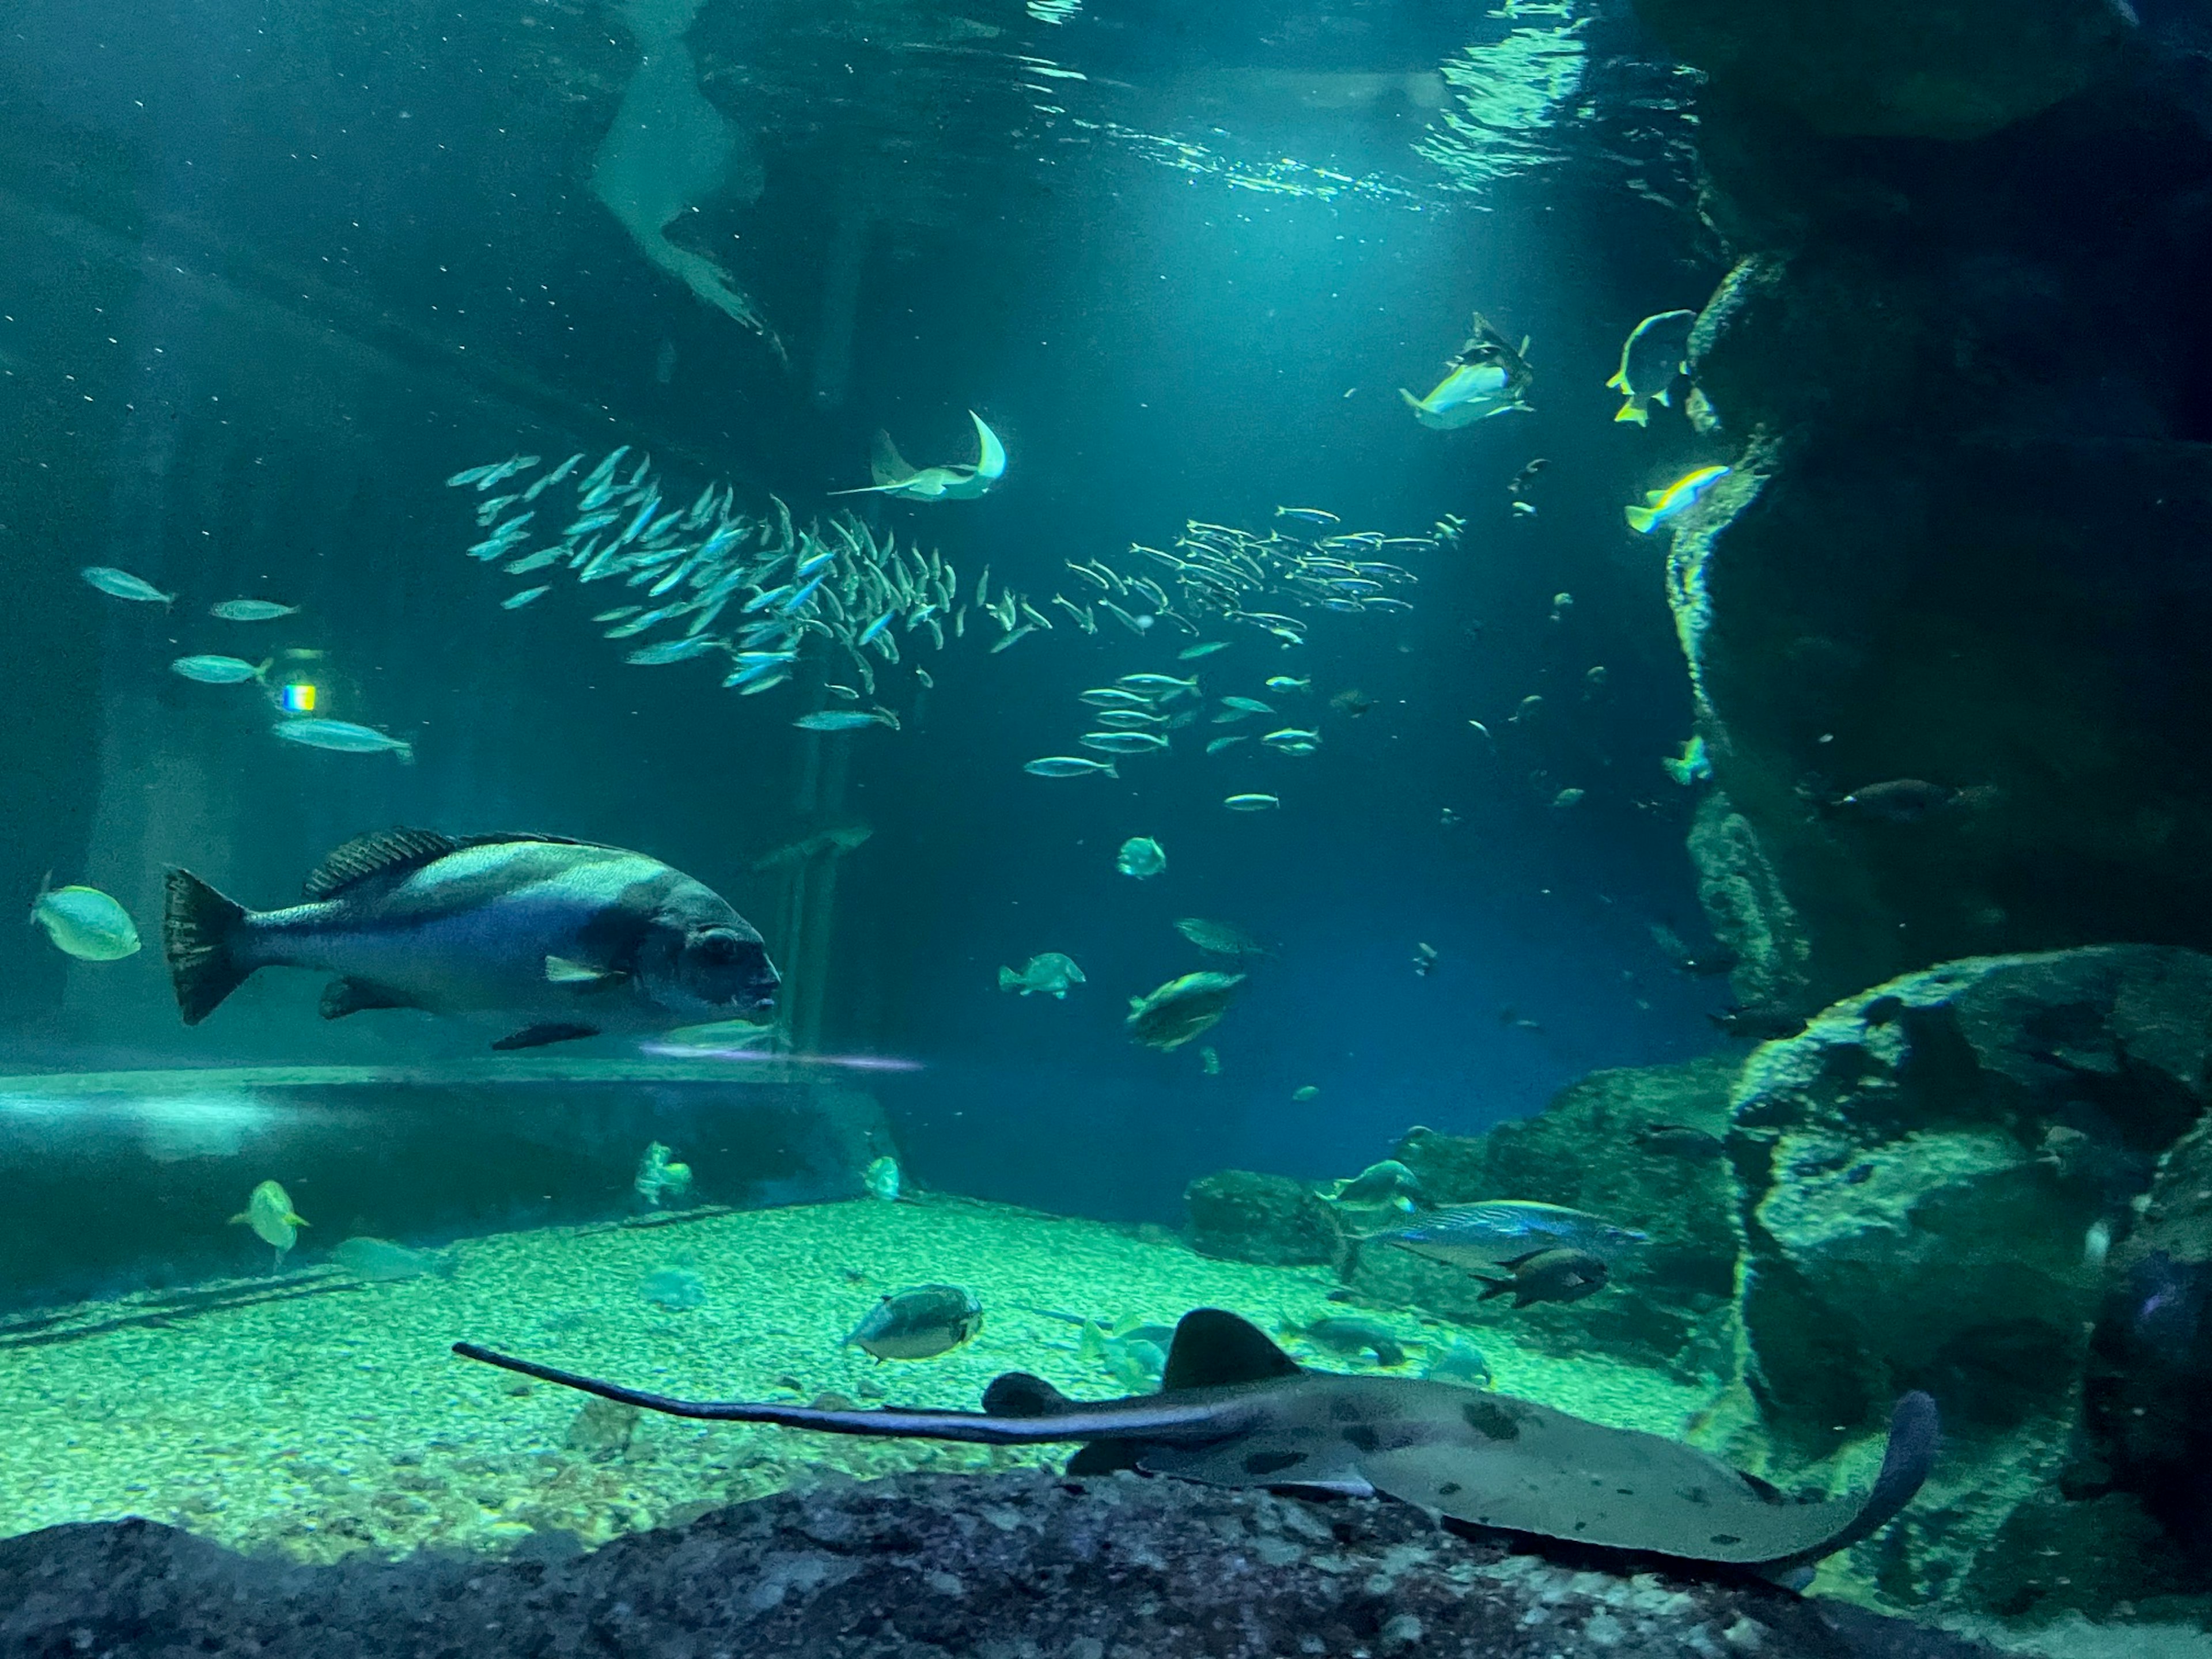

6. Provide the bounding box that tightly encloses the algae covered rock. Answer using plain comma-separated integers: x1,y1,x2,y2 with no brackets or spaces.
1633,0,2136,139
1730,946,2212,1445
1182,1169,1336,1266
2079,1106,2212,1558
1362,1056,1743,1376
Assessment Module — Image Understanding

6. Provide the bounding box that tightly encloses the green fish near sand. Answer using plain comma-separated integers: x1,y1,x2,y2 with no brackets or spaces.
1476,1247,1611,1309
332,1236,457,1283
844,1285,983,1360
29,878,140,961
1605,309,1696,426
231,1179,308,1266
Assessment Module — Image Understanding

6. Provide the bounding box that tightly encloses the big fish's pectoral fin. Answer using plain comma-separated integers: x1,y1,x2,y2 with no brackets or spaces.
493,1021,601,1051
544,955,627,986
321,978,413,1020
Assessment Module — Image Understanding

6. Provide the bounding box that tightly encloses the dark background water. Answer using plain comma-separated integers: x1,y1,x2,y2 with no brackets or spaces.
0,0,1729,1229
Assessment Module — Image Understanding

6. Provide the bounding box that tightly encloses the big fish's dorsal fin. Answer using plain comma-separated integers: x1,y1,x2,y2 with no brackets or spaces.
301,830,596,900
1161,1309,1304,1392
302,828,461,899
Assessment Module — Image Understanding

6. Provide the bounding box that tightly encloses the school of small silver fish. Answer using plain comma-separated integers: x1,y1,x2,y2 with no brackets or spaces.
451,449,1445,747
447,448,1027,714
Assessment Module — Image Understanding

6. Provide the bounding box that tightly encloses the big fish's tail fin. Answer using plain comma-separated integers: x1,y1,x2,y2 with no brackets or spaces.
1623,504,1660,535
997,965,1020,991
1613,402,1649,426
1396,388,1423,412
164,868,254,1025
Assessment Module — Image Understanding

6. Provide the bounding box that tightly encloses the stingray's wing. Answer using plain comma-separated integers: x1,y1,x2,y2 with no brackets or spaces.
452,1343,1234,1446
1354,1386,1937,1569
870,430,918,486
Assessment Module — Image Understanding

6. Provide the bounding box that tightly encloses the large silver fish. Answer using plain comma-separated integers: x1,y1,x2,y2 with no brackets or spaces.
162,829,778,1050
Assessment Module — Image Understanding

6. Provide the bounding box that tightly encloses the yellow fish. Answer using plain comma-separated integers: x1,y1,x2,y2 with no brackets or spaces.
1604,309,1696,426
28,878,140,961
230,1179,309,1265
1624,465,1730,534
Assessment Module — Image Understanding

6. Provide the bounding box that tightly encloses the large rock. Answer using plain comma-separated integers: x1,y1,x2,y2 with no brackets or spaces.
2078,1107,2212,1559
1182,1169,1338,1266
1730,945,2212,1444
0,1472,2014,1659
1633,0,2137,139
1725,947,2212,1612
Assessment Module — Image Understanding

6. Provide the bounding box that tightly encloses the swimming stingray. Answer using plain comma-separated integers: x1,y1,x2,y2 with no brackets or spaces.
455,1308,1936,1573
833,411,1006,501
1400,311,1535,429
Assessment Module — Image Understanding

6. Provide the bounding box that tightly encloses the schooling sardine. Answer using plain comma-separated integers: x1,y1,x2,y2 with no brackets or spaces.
162,829,779,1050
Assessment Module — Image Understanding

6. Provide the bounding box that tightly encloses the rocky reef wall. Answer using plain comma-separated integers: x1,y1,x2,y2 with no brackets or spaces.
1637,2,2212,1013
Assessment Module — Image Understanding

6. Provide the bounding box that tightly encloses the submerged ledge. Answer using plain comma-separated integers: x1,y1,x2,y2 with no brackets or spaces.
0,1470,2002,1659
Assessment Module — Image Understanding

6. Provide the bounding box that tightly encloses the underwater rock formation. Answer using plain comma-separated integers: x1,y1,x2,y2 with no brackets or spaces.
1656,26,2212,1011
1634,0,2137,139
1729,946,2211,1444
1726,947,2212,1612
0,1474,2014,1659
1362,1056,1742,1377
1181,1168,1337,1266
2078,1104,2212,1559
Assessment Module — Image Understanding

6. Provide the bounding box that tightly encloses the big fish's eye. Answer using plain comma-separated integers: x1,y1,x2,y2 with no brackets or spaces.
694,930,746,964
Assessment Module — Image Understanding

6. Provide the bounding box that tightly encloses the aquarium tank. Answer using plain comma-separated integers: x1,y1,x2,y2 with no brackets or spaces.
2,0,2207,1653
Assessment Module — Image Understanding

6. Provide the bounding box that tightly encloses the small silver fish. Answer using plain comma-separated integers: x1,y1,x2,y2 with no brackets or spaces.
82,566,174,605
209,599,299,622
170,655,268,685
625,636,724,666
503,586,552,610
1080,731,1169,755
1224,793,1280,812
1025,756,1118,779
271,719,414,761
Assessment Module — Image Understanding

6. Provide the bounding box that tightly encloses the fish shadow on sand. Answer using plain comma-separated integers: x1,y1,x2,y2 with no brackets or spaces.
456,1308,1937,1579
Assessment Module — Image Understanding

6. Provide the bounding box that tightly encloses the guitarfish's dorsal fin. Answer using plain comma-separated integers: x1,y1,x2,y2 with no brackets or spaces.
1161,1309,1304,1392
982,1372,1077,1417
